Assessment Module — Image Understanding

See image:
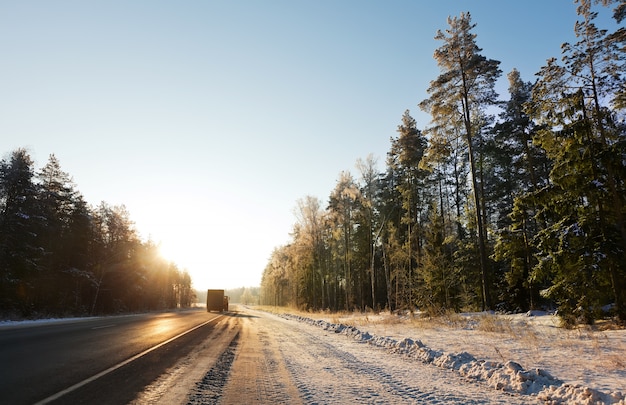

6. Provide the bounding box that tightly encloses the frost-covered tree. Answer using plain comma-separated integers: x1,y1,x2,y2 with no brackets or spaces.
328,172,360,310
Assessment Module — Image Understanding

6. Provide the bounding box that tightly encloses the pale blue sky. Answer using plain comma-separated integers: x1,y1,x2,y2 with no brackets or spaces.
0,1,617,289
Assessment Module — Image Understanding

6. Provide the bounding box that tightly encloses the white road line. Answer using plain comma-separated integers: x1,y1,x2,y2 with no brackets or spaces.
34,315,223,405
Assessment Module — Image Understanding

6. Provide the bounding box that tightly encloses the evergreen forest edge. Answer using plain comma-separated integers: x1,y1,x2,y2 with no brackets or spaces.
0,151,195,318
259,1,626,326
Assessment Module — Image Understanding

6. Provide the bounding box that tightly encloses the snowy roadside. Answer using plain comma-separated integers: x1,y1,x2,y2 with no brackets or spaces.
237,307,531,404
0,316,98,329
274,309,625,405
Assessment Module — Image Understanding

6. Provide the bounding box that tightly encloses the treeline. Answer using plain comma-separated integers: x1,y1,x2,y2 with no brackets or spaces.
261,1,626,325
226,287,260,305
0,150,194,318
195,287,260,306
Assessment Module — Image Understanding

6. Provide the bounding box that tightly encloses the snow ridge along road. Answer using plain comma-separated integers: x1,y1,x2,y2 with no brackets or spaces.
280,312,626,405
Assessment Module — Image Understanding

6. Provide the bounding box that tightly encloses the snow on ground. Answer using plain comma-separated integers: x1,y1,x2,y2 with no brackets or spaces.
271,308,625,405
0,316,97,329
5,308,623,404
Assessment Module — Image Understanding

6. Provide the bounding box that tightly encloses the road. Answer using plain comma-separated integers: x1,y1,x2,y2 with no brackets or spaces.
1,306,532,404
0,309,228,405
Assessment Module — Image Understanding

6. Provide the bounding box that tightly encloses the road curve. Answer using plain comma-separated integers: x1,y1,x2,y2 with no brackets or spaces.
0,309,221,405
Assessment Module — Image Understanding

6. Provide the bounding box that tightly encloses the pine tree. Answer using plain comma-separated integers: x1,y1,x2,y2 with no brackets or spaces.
36,154,89,312
420,12,501,310
0,149,43,314
355,154,382,309
379,156,404,310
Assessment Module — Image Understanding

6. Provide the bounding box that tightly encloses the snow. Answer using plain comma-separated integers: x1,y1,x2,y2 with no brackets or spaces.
274,309,625,404
5,308,624,404
0,316,96,329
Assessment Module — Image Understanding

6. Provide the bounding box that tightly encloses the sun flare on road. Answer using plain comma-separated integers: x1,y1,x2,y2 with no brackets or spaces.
147,318,178,337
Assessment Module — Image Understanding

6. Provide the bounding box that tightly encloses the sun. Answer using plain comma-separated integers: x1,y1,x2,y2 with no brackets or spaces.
156,236,199,272
156,240,179,264
153,233,214,289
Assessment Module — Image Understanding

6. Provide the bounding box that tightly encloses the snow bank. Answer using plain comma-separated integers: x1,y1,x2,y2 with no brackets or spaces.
282,314,625,405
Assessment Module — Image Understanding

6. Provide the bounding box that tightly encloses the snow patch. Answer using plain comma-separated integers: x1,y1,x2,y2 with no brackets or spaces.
282,313,626,405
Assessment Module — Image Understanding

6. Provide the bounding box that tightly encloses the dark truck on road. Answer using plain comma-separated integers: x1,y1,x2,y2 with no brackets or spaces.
207,289,229,312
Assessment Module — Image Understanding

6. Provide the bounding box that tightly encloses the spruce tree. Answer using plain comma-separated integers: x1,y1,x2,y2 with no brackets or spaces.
386,110,429,309
525,1,626,323
492,70,552,311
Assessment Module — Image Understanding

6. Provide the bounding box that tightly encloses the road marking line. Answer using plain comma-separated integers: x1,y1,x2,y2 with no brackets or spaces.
34,315,223,405
91,324,116,330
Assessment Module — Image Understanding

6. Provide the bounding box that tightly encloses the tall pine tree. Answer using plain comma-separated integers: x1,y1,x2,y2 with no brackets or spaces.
420,12,501,310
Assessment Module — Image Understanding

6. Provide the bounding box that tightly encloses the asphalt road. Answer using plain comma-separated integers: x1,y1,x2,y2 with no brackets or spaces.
0,309,222,405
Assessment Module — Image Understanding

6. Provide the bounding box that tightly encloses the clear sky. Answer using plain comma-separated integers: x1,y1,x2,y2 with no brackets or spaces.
0,1,617,290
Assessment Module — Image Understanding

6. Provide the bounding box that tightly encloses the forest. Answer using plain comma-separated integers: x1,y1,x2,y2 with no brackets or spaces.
260,1,626,325
0,150,194,318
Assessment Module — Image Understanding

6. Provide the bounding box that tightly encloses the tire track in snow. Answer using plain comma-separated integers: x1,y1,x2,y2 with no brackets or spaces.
216,313,303,404
186,332,239,405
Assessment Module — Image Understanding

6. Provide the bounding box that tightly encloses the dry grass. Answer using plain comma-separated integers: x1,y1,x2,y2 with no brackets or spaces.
475,313,515,334
406,310,467,329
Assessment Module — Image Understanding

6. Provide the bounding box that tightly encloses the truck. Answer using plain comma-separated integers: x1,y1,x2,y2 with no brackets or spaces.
206,289,229,312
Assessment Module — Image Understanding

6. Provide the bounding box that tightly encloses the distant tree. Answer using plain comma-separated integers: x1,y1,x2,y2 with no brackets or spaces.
293,195,326,309
62,194,94,312
378,150,404,311
328,173,360,310
90,203,141,313
420,12,501,310
261,246,293,306
355,154,383,309
240,288,254,305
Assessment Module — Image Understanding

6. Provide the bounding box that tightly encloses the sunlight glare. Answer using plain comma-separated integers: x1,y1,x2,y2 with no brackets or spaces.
157,240,179,265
